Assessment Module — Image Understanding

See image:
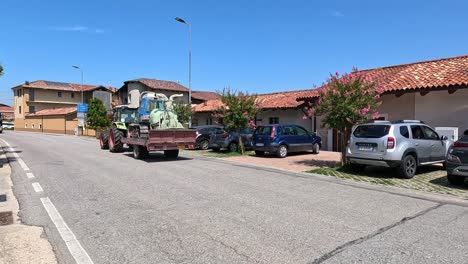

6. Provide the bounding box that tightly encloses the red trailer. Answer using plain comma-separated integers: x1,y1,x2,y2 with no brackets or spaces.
122,128,196,159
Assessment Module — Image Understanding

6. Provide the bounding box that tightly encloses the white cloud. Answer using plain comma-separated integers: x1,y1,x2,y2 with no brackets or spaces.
54,25,89,32
330,10,344,18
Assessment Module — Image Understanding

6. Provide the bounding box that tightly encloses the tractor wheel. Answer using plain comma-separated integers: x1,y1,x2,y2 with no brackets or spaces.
109,126,124,153
164,150,179,159
100,130,109,150
133,145,149,160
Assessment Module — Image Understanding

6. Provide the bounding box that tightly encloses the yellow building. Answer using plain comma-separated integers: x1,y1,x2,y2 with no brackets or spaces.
12,80,114,134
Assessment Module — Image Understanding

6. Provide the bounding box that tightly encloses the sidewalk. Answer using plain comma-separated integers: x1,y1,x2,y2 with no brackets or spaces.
0,142,57,264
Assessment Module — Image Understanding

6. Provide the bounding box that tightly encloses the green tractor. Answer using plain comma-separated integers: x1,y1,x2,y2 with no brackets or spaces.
99,105,138,152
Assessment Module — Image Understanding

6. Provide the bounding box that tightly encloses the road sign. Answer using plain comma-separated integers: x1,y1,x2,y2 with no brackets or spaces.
77,112,86,118
77,103,88,113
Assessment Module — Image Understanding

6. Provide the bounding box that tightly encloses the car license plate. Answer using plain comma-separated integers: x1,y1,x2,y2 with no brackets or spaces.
177,145,185,149
256,143,264,147
358,146,374,151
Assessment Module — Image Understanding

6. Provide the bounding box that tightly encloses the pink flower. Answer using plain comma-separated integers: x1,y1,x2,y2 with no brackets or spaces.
359,107,370,116
372,112,380,119
373,94,380,99
302,115,308,120
346,117,352,123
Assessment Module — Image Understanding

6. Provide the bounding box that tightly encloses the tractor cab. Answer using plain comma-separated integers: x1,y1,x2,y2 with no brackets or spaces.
113,106,138,129
139,95,166,122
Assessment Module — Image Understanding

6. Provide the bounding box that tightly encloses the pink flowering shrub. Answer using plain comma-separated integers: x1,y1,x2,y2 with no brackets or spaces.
305,69,383,164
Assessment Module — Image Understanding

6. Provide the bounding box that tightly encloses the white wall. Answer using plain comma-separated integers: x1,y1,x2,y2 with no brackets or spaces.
256,109,314,131
415,88,468,134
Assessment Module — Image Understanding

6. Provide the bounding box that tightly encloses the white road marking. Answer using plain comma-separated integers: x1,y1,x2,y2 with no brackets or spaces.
26,172,35,178
0,139,30,171
40,197,94,264
32,182,44,193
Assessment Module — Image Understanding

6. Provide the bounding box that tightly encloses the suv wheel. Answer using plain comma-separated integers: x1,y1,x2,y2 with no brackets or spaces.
228,142,238,152
312,143,320,154
399,155,417,179
277,145,288,158
447,174,465,185
199,139,209,150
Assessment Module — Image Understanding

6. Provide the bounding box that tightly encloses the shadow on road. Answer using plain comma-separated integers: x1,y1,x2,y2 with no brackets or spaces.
340,164,444,179
123,153,193,163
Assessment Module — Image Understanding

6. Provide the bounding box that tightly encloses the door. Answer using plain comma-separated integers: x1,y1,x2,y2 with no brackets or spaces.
421,126,446,161
209,127,226,146
410,125,432,163
294,125,313,151
282,125,299,151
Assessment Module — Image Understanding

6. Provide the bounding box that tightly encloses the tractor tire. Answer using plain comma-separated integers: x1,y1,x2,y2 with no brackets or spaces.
100,130,109,150
164,150,179,159
109,126,124,153
133,145,149,160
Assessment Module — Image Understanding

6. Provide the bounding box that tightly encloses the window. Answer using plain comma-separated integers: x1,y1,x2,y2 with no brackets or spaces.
241,127,254,134
283,126,296,135
19,106,22,114
25,123,27,128
421,126,439,140
29,89,35,101
206,118,213,125
353,125,390,138
255,126,272,135
400,126,409,138
214,127,225,134
410,125,424,139
29,106,35,113
32,124,35,129
58,92,62,97
269,117,279,124
71,93,75,99
39,124,42,129
295,126,308,136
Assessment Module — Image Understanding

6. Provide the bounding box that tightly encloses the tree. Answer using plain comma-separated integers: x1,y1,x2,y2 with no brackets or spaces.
0,65,4,76
173,103,192,127
215,88,258,154
305,70,384,165
86,98,111,131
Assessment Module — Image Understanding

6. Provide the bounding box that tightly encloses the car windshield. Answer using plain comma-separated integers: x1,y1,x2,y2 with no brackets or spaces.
255,126,272,135
459,136,468,142
146,99,165,112
353,125,390,138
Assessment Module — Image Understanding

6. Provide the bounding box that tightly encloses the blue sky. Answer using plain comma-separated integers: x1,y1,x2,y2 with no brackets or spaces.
1,0,467,105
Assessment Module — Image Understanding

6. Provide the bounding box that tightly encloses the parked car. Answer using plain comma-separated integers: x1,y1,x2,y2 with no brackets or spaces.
209,127,254,152
446,135,468,185
347,120,450,179
2,121,14,130
193,125,224,150
252,124,321,158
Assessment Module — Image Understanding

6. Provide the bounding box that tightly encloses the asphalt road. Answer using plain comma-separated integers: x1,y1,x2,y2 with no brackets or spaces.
2,131,468,264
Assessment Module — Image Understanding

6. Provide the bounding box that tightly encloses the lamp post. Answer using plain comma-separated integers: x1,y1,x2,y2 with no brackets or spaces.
72,65,84,103
175,16,192,127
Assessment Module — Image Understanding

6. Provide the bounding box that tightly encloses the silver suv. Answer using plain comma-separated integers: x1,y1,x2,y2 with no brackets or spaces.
347,120,450,178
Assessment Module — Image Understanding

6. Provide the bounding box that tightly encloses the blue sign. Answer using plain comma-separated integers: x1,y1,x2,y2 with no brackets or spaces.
77,103,88,113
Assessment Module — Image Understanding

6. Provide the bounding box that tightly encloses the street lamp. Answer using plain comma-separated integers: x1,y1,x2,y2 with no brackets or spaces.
72,65,83,103
175,16,192,127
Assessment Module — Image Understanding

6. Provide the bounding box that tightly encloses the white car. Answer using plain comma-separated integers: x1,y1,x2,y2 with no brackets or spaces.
2,122,14,130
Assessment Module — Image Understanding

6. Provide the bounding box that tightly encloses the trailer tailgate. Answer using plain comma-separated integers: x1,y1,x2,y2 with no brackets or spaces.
148,129,196,150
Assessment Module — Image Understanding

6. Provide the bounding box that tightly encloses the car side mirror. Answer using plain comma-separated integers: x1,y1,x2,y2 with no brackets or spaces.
441,135,448,141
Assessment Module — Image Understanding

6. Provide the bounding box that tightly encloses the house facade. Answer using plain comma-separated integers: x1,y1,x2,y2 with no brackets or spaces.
0,104,14,120
12,80,113,134
192,89,318,129
300,54,468,151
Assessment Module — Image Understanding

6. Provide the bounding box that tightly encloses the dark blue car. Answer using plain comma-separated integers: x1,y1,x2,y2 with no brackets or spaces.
252,124,321,158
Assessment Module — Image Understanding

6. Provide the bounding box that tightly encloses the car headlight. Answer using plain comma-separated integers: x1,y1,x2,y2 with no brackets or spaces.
447,153,461,163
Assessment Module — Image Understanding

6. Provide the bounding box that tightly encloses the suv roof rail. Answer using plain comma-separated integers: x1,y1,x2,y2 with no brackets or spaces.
365,120,391,124
392,120,425,124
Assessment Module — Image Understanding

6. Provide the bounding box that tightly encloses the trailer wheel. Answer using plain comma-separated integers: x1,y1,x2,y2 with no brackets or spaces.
109,126,124,153
100,130,109,150
133,145,149,159
164,150,179,159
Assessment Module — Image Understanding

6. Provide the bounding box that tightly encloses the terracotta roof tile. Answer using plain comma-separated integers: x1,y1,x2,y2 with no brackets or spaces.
26,107,76,117
191,91,221,101
192,89,319,112
0,106,14,112
126,78,189,92
299,54,468,100
13,80,105,92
